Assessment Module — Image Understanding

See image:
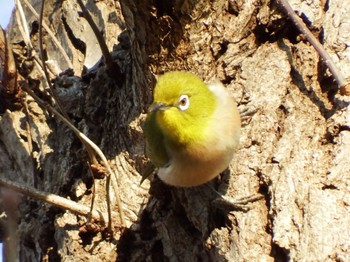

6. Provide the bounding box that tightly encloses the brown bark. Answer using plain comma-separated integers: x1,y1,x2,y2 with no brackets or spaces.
0,0,350,261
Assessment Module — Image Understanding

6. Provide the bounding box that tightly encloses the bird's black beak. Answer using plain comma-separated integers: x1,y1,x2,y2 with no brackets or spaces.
149,103,169,113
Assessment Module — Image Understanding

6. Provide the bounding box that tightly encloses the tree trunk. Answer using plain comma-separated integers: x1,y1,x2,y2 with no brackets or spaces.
1,0,350,261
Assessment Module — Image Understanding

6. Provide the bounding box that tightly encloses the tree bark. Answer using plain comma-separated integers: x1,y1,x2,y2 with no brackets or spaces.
1,0,350,261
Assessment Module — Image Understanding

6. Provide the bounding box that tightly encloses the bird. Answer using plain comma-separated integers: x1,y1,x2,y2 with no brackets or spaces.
142,71,241,187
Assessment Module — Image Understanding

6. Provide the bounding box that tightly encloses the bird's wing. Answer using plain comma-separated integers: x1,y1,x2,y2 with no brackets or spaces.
143,112,170,168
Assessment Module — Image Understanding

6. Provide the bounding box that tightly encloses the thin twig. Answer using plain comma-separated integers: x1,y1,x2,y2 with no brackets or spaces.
15,0,33,49
106,175,112,231
75,0,113,70
277,0,349,92
87,162,96,223
0,177,109,222
14,3,31,49
20,0,73,69
21,83,126,227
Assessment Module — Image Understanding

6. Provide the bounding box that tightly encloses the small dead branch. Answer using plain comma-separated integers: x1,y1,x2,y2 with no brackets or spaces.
87,162,96,222
15,0,32,49
0,177,108,222
277,0,350,95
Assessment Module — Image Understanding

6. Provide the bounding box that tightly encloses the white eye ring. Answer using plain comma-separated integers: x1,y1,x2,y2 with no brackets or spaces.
178,95,190,111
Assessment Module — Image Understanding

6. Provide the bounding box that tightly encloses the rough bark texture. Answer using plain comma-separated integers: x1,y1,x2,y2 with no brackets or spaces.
1,0,350,261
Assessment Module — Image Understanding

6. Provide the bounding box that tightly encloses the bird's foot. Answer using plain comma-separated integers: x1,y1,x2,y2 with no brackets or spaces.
212,193,264,212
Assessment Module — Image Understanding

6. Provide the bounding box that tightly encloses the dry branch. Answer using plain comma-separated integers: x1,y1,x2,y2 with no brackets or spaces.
0,177,108,222
277,0,350,94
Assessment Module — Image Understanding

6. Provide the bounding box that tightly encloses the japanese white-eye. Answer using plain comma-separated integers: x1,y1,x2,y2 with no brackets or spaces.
143,71,241,187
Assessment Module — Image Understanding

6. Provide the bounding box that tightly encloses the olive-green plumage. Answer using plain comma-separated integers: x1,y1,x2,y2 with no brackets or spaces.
143,71,241,187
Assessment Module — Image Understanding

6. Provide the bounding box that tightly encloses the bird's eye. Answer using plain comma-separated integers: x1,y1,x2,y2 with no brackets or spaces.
178,95,190,111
